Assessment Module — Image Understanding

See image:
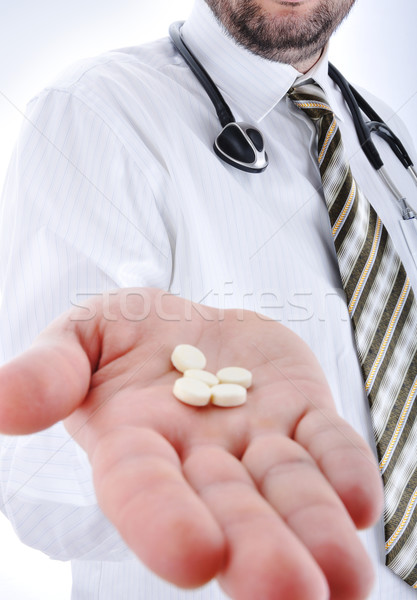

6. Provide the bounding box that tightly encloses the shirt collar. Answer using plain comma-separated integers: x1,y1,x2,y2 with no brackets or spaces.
293,50,344,121
181,0,342,123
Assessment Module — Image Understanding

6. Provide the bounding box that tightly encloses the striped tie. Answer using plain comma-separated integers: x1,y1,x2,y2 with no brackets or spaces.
288,82,417,586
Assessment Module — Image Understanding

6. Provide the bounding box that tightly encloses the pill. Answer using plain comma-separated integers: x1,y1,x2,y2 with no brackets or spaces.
173,377,211,406
171,344,207,373
210,383,247,407
216,366,252,389
184,369,219,387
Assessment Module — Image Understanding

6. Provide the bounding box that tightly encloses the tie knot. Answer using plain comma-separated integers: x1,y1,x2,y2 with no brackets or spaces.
288,82,334,121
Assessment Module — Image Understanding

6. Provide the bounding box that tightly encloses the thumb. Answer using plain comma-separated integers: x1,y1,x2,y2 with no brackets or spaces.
0,315,99,434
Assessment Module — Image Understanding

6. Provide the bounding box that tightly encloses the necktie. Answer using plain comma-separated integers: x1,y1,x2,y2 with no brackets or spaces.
288,82,417,586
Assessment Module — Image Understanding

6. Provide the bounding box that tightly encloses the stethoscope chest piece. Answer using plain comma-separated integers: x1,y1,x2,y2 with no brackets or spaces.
214,122,269,173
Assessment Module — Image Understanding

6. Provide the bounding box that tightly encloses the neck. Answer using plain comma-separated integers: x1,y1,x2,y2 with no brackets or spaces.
291,50,323,74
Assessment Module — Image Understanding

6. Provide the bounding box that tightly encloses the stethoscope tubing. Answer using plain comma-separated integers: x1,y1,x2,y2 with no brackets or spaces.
169,22,234,127
169,21,417,217
328,63,414,172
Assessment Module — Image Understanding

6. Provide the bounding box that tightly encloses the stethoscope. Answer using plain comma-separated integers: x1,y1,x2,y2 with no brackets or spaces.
169,21,417,220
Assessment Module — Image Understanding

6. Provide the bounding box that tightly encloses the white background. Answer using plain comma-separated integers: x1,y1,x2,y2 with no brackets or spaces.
0,0,416,598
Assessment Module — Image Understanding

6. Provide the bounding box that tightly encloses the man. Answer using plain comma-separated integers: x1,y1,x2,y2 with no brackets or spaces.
0,0,416,598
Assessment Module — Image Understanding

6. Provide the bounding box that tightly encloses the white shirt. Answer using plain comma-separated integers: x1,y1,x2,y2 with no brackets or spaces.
1,0,417,598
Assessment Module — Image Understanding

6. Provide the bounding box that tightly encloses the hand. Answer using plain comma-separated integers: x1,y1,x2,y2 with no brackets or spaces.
0,288,383,600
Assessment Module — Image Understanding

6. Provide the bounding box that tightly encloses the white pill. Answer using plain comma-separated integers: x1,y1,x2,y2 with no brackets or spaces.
210,383,247,407
184,369,219,387
173,377,211,406
216,366,252,389
171,344,207,373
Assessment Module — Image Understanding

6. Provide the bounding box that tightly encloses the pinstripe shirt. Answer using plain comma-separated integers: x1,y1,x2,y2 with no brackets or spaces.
1,0,417,597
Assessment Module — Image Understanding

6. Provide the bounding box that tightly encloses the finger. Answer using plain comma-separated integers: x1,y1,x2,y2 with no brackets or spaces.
0,316,96,434
244,433,375,600
295,408,384,528
90,426,225,588
183,444,329,600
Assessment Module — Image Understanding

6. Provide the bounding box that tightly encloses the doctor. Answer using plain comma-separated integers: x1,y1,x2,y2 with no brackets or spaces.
0,0,416,599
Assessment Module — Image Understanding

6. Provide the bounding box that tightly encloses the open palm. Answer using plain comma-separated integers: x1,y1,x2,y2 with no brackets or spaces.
0,288,383,600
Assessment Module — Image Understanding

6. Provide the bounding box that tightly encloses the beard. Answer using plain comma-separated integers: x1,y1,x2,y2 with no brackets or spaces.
203,0,356,64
